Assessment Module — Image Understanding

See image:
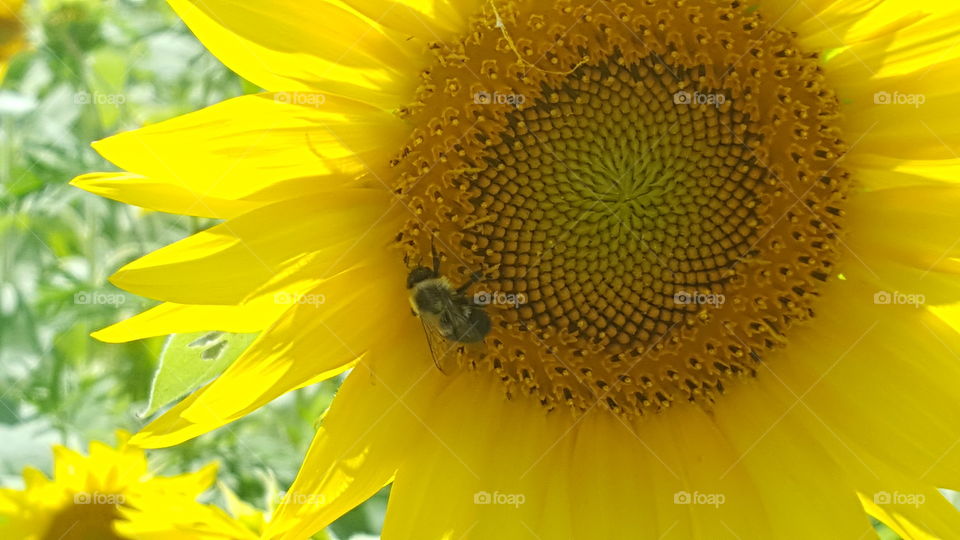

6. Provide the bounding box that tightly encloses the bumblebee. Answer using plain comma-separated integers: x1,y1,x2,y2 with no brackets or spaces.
407,243,490,373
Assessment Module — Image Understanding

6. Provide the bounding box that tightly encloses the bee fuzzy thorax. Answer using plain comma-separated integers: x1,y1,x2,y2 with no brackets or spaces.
406,261,491,373
408,276,453,315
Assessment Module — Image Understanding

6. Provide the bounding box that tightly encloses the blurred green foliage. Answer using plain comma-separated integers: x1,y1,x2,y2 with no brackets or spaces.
0,1,385,537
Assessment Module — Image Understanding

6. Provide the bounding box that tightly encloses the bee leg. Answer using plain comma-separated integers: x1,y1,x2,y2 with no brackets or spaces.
430,237,441,274
456,271,484,295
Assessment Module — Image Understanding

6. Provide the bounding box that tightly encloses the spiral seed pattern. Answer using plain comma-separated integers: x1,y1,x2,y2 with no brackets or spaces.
392,0,848,417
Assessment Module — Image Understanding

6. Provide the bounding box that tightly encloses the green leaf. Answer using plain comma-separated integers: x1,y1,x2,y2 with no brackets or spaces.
142,331,257,417
871,519,901,540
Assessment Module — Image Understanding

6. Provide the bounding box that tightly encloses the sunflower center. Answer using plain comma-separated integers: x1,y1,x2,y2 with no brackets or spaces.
393,0,848,417
44,496,124,540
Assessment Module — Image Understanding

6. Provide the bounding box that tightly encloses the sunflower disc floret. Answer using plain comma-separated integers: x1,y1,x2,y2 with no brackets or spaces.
394,0,848,416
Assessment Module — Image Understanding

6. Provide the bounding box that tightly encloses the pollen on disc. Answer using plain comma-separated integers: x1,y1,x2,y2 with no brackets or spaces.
391,0,848,418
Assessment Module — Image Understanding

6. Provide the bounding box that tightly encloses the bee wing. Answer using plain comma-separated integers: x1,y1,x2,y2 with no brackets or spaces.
441,297,481,334
418,315,460,374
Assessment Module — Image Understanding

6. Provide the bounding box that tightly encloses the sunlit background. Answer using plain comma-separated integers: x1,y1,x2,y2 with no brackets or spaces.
0,1,384,538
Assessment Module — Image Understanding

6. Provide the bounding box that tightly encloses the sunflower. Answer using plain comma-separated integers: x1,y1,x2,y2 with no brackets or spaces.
72,0,960,538
0,431,256,539
114,481,267,540
0,0,26,80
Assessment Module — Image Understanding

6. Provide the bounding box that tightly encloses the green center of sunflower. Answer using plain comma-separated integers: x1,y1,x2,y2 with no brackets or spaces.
392,0,848,417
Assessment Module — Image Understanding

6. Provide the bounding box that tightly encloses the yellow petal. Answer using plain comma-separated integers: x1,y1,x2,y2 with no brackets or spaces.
562,407,777,539
21,467,49,490
758,0,876,40
141,463,219,499
71,172,258,219
818,6,960,159
116,491,259,540
88,93,407,215
766,275,960,489
131,261,408,448
0,0,25,17
109,189,395,305
845,185,960,303
380,376,547,540
847,154,960,189
92,299,284,343
635,410,775,539
835,65,960,160
168,0,423,107
791,0,934,52
341,0,475,40
266,331,445,539
827,6,960,78
855,459,960,539
712,382,877,537
0,0,26,83
380,371,869,538
88,437,148,491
